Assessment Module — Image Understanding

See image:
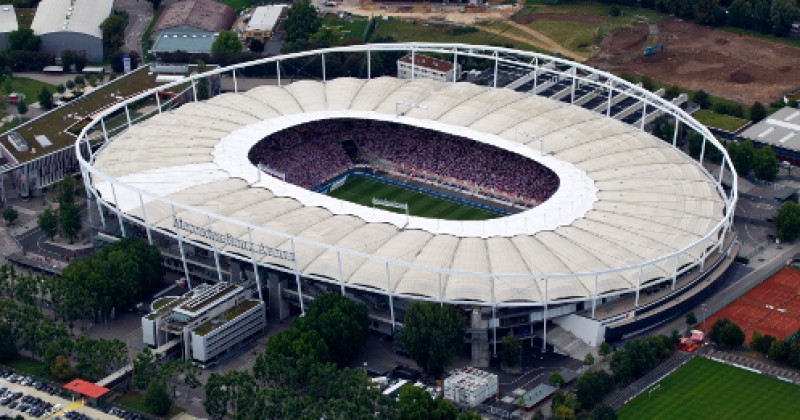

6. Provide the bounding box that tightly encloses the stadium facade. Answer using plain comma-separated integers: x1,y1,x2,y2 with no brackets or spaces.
77,44,738,366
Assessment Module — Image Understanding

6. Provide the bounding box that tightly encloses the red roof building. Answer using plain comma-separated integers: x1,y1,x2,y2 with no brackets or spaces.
63,379,110,400
397,53,462,82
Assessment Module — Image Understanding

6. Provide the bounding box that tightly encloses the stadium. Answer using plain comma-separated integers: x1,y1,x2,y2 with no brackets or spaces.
77,44,738,364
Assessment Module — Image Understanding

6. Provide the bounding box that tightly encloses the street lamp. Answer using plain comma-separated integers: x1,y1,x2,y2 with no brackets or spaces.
701,303,708,337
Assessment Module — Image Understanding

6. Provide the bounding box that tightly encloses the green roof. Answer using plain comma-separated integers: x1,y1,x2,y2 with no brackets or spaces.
193,300,261,336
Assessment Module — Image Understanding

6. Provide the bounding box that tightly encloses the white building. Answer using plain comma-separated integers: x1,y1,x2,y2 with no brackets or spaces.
397,53,461,82
243,5,286,43
142,282,266,366
443,367,498,407
0,5,18,51
31,0,113,63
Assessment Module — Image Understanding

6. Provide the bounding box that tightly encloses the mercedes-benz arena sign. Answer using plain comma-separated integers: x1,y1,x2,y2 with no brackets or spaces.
76,44,736,326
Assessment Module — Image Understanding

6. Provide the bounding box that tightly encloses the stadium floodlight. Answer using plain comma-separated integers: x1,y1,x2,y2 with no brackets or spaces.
396,101,427,117
517,130,545,155
372,197,409,228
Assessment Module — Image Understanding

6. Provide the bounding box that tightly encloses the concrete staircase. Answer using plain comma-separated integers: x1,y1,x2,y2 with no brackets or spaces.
546,325,595,361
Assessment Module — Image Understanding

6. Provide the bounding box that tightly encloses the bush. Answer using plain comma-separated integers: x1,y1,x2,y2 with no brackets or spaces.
709,318,745,348
692,90,711,109
609,5,621,16
750,102,767,123
451,26,479,36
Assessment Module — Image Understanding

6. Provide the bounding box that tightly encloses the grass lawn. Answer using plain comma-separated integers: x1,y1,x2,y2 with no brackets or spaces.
618,358,800,420
326,174,503,221
115,392,185,418
4,357,50,380
219,0,260,10
8,77,56,105
371,18,544,53
323,14,370,42
693,109,749,132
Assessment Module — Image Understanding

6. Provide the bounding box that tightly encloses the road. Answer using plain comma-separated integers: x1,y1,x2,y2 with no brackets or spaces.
115,0,154,57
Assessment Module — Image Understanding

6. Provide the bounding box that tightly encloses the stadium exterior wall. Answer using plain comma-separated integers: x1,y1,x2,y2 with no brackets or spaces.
75,43,738,354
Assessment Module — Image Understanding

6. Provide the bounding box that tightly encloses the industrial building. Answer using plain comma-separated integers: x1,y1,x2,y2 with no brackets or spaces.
740,107,800,164
31,0,113,63
142,282,266,365
151,32,217,58
443,367,498,407
243,5,286,43
0,5,18,51
397,53,462,82
152,0,236,40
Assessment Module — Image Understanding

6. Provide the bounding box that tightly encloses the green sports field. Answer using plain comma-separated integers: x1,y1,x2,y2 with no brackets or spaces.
618,357,800,420
325,174,502,221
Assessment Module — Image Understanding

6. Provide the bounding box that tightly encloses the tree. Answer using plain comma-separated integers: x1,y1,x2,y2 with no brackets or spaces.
298,293,369,366
753,145,779,182
599,341,612,357
146,0,161,11
575,370,613,409
37,86,53,110
397,302,465,378
727,0,752,29
692,90,711,109
774,201,800,241
58,202,81,243
8,28,40,51
132,348,158,390
50,355,73,381
284,0,321,43
718,322,745,348
249,39,265,53
584,353,595,367
195,60,210,101
750,330,776,355
593,404,617,420
693,0,720,25
685,311,697,327
212,31,243,55
56,84,65,94
0,324,18,362
65,80,75,90
37,208,58,240
502,335,522,370
397,385,458,420
770,0,798,36
727,140,754,178
549,371,565,388
750,101,767,123
53,175,77,206
74,75,85,86
100,14,127,56
2,206,18,225
144,379,172,416
16,100,27,115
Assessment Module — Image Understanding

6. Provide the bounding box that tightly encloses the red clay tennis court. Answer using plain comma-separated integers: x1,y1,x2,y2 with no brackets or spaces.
705,268,800,342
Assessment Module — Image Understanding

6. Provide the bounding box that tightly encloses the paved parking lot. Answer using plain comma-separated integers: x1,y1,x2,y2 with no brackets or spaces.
0,377,116,420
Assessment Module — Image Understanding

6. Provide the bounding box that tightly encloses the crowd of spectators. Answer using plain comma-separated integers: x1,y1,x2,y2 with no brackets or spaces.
248,118,560,203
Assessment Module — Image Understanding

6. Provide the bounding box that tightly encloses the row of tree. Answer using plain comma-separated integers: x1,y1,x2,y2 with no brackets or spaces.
37,176,81,243
203,295,475,419
0,287,127,382
599,0,799,37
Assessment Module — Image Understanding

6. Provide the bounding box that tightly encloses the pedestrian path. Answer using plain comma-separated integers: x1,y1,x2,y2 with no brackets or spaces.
705,347,800,382
604,350,693,409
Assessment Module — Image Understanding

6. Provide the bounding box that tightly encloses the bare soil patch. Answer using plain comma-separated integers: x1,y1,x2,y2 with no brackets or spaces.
512,12,604,25
588,18,800,104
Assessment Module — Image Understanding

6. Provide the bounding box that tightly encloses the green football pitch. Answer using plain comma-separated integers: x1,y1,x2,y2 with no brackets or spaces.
618,357,800,420
325,174,502,221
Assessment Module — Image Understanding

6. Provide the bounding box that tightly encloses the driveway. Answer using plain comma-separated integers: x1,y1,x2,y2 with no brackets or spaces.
114,0,154,57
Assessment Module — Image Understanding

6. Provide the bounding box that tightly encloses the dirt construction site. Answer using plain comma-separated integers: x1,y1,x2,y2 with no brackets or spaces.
589,18,800,105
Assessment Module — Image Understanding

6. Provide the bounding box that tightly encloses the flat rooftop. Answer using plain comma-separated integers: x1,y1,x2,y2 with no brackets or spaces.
152,31,216,54
177,282,240,315
193,299,261,336
740,107,800,152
